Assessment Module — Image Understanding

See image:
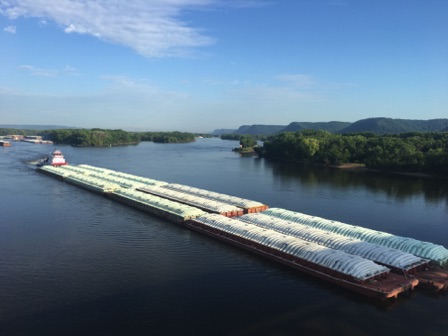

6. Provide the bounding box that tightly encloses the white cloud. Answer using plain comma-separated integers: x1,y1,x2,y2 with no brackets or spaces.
3,25,16,33
18,64,80,77
0,0,217,57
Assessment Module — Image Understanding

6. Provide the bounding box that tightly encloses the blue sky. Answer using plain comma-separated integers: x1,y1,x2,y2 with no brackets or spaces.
1,0,447,132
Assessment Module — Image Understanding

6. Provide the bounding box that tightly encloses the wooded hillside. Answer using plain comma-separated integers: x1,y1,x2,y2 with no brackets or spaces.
259,130,448,176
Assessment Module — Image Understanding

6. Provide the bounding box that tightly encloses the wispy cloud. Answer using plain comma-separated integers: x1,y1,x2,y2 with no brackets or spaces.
223,0,273,8
238,84,320,103
18,65,58,77
232,73,321,103
102,75,159,94
62,65,80,76
38,19,48,26
3,25,16,33
0,74,194,130
102,75,188,100
0,0,220,57
19,64,80,77
276,74,317,88
0,86,20,94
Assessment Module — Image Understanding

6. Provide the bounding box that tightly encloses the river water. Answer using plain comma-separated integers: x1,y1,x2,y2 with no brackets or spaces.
1,138,447,335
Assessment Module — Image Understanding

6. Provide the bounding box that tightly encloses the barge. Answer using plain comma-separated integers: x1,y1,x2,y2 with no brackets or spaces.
36,162,448,299
0,140,11,147
108,188,206,223
163,183,269,214
261,208,448,266
237,213,428,274
187,214,418,300
261,208,448,290
137,186,244,217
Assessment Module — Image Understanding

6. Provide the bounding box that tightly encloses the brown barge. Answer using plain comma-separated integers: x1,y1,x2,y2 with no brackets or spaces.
0,140,11,147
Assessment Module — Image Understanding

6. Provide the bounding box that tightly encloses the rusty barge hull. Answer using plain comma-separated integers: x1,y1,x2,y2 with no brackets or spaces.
415,266,448,291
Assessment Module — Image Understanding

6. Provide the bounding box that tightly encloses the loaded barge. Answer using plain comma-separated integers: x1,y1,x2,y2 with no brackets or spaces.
36,159,448,299
188,214,417,300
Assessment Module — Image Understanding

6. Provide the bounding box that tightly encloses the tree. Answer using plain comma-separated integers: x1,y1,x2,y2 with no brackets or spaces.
299,138,320,158
240,135,257,149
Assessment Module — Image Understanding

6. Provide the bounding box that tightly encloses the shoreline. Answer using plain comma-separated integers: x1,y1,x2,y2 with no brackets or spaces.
334,163,443,179
258,156,445,179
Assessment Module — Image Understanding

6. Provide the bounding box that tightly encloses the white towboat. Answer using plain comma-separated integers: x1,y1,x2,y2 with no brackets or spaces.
38,150,68,167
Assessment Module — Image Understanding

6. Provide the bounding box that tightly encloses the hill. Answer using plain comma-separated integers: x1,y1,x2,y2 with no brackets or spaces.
215,121,351,136
215,118,448,137
210,129,237,136
339,118,448,134
0,124,73,130
233,124,286,135
283,121,351,133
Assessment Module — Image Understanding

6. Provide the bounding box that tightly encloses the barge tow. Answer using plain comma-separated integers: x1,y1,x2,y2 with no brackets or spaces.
36,162,448,300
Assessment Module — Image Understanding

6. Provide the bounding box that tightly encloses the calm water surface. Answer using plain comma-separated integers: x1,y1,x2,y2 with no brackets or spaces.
1,139,447,335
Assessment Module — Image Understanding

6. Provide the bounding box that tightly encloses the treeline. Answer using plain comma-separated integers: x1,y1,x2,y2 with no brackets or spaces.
0,128,41,136
221,134,266,141
260,130,448,176
139,131,195,143
42,129,140,147
0,128,196,146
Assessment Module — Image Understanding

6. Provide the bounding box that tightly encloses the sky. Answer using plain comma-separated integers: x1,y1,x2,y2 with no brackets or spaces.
0,0,447,132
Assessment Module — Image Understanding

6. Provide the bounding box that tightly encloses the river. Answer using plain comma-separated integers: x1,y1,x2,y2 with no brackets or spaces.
1,138,447,335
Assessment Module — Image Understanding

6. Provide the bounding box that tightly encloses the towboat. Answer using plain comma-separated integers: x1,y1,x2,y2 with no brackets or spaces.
38,150,68,167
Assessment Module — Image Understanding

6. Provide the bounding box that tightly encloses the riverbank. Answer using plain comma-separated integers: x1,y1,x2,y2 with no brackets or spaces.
232,147,257,154
334,163,442,179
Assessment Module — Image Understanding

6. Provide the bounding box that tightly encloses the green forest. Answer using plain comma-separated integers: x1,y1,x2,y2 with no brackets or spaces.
138,131,196,143
221,133,266,141
258,130,448,176
43,129,141,146
0,128,196,146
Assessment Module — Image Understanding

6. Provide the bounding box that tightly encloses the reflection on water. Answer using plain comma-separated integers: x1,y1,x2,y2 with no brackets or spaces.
268,160,448,205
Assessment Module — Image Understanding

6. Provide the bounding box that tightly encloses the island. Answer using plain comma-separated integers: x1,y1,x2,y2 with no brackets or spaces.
0,128,197,147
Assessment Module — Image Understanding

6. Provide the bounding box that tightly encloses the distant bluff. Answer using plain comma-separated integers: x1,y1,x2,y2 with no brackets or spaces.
212,118,448,136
